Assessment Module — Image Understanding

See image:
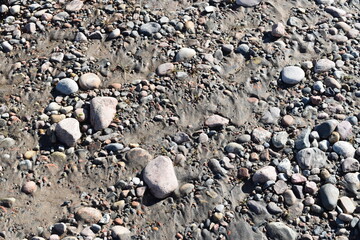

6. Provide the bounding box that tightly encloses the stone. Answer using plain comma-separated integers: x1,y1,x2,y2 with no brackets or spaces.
281,66,305,85
50,52,64,63
111,226,131,240
25,22,36,34
319,184,339,210
56,78,79,95
342,158,359,172
208,159,227,176
324,77,341,89
75,32,87,42
283,190,297,206
304,181,318,195
225,142,244,155
266,222,298,240
205,114,229,128
261,107,281,124
0,137,15,149
125,148,152,169
267,202,283,214
156,63,174,76
315,120,338,139
55,118,81,147
143,156,179,198
139,22,161,36
272,131,288,148
295,128,311,150
21,181,37,194
1,41,13,52
314,59,335,73
175,48,196,62
247,200,268,215
104,143,124,152
252,127,272,144
337,121,352,140
333,141,355,158
296,147,327,169
90,97,118,131
108,29,120,39
253,166,277,184
272,22,286,37
66,0,83,12
282,115,294,127
76,207,102,224
79,73,101,90
236,0,262,7
52,223,67,235
179,183,195,196
338,196,356,214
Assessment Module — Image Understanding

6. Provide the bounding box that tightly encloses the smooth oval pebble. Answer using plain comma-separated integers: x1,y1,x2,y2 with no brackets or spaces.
175,48,196,62
282,66,305,85
22,181,37,194
76,207,102,224
236,0,262,7
56,78,79,95
79,73,101,90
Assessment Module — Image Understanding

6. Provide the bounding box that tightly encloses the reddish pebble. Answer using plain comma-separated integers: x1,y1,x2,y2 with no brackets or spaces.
238,168,250,179
282,115,294,127
21,181,37,194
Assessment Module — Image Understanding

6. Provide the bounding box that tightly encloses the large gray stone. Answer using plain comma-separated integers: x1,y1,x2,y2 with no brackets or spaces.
236,0,262,7
56,78,78,95
296,147,327,169
55,118,81,146
90,97,118,131
333,141,355,158
281,66,305,85
319,183,339,210
139,22,161,36
314,59,335,73
266,222,298,240
143,156,179,199
175,48,196,62
79,73,101,90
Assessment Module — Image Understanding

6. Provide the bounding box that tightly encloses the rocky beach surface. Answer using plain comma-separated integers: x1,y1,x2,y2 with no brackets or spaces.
0,0,360,239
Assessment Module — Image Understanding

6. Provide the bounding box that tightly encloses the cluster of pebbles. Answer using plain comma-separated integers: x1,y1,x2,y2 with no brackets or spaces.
0,0,360,239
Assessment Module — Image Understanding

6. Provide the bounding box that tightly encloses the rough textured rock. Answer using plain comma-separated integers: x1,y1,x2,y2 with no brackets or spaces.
296,148,327,169
90,97,118,131
55,118,81,146
143,156,179,199
125,148,152,169
205,114,229,128
111,226,131,240
253,166,277,184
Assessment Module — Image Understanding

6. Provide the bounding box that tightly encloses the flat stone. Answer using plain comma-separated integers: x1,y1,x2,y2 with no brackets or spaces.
66,0,83,12
90,97,118,131
56,78,78,95
282,66,305,85
0,137,15,149
111,226,131,240
338,196,356,214
1,41,13,52
319,184,339,210
139,22,161,36
261,107,281,124
76,207,102,224
267,202,283,214
283,190,297,206
274,180,288,194
266,222,298,240
314,59,336,73
247,200,268,215
104,143,124,152
156,63,174,76
272,22,286,37
315,120,338,139
295,127,311,150
236,0,262,7
55,118,81,147
333,141,355,158
337,121,352,140
175,48,196,62
208,159,227,176
143,156,179,199
253,166,277,184
79,73,101,90
296,147,327,169
205,114,229,128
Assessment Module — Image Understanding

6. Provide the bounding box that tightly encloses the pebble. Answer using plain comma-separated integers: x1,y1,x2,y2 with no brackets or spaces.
315,120,338,139
236,0,262,7
252,127,272,144
338,196,356,214
143,156,179,199
332,141,355,158
295,128,311,150
175,48,196,62
266,222,298,240
90,97,118,131
76,207,102,224
1,41,13,52
79,73,101,90
283,190,297,206
281,66,305,85
139,22,161,36
65,0,83,12
296,147,327,169
341,158,359,172
319,184,339,210
336,121,352,140
56,78,79,95
179,183,194,196
55,118,81,147
272,131,288,148
272,22,286,37
21,181,37,194
156,63,174,76
205,114,229,128
111,226,131,240
253,166,277,184
314,59,336,73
